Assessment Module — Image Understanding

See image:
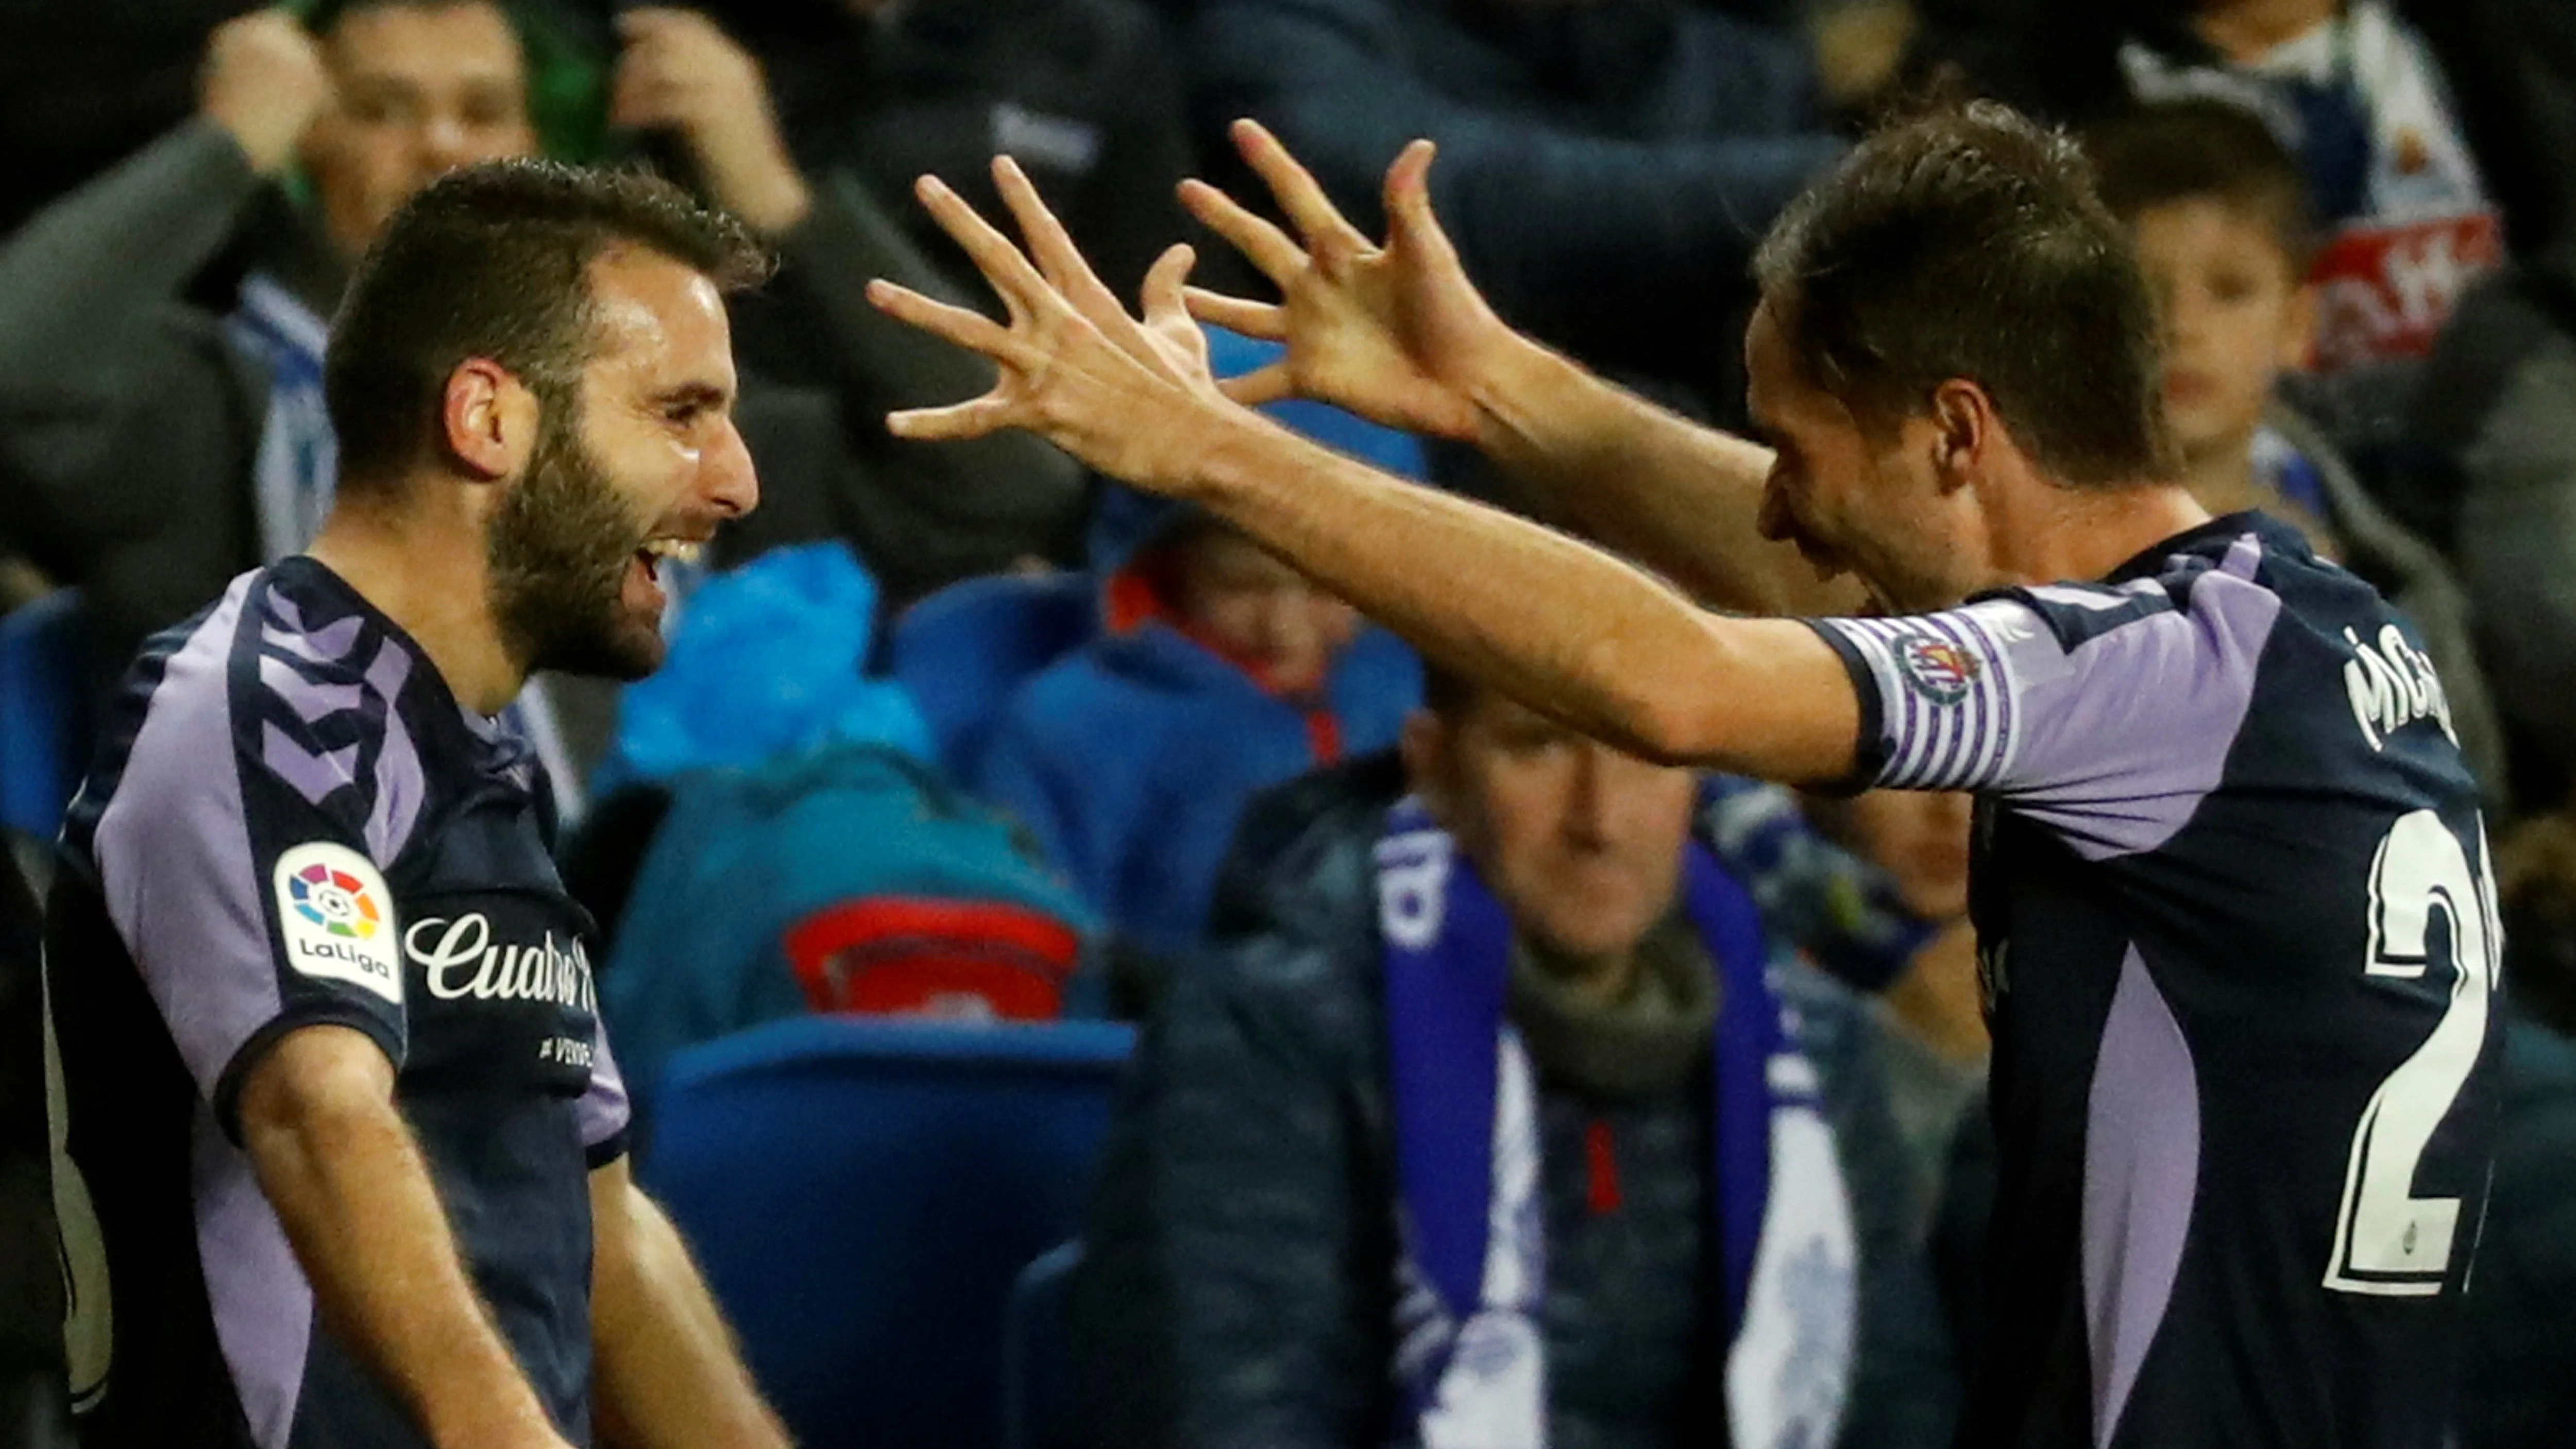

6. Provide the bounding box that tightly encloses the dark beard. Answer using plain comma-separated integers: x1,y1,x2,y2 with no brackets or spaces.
485,410,660,681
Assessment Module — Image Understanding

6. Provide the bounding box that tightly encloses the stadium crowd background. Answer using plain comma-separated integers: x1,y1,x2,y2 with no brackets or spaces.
3,0,2576,1446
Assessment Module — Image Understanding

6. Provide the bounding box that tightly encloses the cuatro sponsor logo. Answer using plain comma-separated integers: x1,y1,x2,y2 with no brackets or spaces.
403,913,598,1012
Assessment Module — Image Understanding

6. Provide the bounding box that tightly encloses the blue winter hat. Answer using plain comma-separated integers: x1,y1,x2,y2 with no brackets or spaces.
595,541,935,793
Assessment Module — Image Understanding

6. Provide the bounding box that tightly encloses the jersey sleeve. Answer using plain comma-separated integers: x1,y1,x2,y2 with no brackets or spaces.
1802,565,2284,861
580,1015,632,1168
91,602,427,1136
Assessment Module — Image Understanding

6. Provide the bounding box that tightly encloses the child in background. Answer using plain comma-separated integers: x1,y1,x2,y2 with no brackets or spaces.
2116,0,2503,373
975,334,1423,969
2091,98,2515,803
2091,98,2343,556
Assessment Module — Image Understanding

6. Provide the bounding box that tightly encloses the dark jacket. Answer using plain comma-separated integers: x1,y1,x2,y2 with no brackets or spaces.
716,0,1194,306
1190,0,1842,396
1070,754,1956,1449
2411,242,2576,806
2459,1016,2576,1449
0,120,1087,686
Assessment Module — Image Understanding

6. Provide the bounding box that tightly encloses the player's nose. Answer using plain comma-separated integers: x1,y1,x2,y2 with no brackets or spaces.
702,418,760,520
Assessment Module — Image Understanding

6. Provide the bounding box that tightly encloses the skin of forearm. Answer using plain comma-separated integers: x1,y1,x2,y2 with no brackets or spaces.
590,1170,790,1449
1180,408,1859,781
241,1034,560,1449
1465,334,1863,618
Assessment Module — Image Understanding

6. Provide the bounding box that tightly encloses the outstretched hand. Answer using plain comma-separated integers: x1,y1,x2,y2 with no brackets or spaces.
1181,120,1517,444
866,156,1238,497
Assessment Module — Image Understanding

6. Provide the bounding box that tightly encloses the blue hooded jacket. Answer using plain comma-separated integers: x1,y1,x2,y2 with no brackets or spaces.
973,332,1425,962
975,489,1421,962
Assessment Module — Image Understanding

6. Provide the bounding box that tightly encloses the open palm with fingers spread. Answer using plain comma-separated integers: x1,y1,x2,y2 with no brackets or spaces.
1180,120,1515,444
864,156,1238,497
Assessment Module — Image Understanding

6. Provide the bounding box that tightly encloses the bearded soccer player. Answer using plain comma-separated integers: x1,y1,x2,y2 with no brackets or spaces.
866,105,2500,1447
38,162,789,1449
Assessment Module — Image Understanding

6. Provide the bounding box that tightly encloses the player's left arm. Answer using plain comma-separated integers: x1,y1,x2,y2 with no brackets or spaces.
865,157,1866,785
588,1156,792,1449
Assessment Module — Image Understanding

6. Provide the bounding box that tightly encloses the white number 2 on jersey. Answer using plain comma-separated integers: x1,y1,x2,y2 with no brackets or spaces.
2324,810,2500,1297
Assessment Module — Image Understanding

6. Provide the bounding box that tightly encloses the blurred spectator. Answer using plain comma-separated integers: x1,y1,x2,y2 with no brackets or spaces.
2413,238,2576,810
0,1,1085,718
1927,0,2576,260
1919,0,2498,376
604,6,1103,604
2090,97,2511,799
1798,790,1983,1216
976,489,1419,966
0,1,540,691
1190,0,1843,413
1072,672,1955,1449
583,543,1100,1139
2400,0,2576,261
691,0,1194,306
2121,0,2500,375
972,333,1425,966
1697,775,1946,1002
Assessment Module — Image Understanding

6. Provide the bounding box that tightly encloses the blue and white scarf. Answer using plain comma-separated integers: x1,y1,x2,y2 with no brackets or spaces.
228,273,340,567
1376,797,1857,1449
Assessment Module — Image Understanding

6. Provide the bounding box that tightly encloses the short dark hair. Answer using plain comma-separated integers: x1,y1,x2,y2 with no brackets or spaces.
325,160,771,486
2088,98,2318,274
1752,101,2175,487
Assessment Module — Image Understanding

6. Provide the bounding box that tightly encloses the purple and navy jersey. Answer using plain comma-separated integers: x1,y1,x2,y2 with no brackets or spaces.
41,557,627,1449
1806,514,2498,1448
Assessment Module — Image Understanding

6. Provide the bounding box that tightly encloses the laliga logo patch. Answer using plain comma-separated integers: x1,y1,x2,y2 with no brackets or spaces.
273,843,402,1005
290,861,382,940
1894,634,1978,706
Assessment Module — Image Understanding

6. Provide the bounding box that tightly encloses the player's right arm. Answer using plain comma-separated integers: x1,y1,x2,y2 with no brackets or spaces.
239,1027,573,1449
1179,120,1864,619
866,171,1863,783
90,592,571,1449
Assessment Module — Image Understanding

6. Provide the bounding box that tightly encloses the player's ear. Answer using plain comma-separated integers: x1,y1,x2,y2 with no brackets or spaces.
1927,377,1990,494
438,358,541,483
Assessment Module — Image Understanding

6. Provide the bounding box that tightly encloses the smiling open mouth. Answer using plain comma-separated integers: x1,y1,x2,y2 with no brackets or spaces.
635,537,705,583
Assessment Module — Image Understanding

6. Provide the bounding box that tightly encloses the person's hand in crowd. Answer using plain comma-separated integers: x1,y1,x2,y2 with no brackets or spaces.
1181,120,1517,445
612,8,812,233
200,8,335,177
867,156,1241,495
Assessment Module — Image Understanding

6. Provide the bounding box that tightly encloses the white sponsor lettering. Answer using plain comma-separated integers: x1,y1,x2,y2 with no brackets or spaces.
2344,625,2457,752
273,843,402,1005
403,913,598,1012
